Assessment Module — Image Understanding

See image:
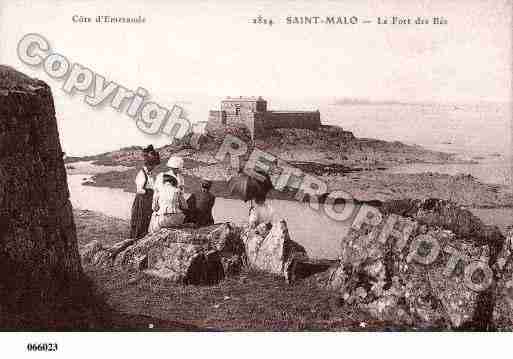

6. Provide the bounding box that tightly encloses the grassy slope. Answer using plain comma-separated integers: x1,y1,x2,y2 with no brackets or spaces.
76,209,415,331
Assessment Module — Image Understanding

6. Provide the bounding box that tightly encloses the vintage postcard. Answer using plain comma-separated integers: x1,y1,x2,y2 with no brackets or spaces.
0,0,512,356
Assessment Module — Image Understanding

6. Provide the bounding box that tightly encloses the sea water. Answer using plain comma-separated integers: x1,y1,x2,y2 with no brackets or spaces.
67,174,346,259
320,102,512,187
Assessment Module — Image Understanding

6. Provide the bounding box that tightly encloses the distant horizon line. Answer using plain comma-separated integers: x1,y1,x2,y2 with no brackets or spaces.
50,89,513,107
329,98,512,106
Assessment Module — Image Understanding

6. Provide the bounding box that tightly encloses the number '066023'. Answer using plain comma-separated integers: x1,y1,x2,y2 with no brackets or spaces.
26,343,58,351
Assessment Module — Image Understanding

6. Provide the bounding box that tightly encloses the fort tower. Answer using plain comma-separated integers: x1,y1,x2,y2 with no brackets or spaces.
206,96,321,139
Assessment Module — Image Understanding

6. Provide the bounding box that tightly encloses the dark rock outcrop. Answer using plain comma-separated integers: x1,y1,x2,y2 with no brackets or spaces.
0,66,86,328
319,198,511,330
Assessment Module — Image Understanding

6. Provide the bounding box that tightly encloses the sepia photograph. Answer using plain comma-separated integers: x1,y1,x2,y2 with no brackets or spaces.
0,0,512,356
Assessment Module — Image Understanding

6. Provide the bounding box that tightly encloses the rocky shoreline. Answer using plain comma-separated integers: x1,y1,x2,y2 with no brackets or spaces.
80,164,513,210
65,126,465,169
65,125,512,210
76,199,513,331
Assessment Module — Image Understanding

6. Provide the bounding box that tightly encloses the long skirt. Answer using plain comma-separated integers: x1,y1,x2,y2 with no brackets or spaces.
129,189,154,239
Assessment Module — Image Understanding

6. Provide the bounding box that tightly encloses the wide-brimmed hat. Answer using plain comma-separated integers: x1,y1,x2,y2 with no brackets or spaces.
142,145,160,166
142,145,155,153
166,156,184,169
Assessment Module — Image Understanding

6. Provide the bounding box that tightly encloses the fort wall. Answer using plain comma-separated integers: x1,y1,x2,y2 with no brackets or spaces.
264,111,321,131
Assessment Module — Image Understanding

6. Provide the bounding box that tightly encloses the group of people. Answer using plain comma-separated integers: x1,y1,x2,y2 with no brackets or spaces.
129,145,276,240
129,145,216,240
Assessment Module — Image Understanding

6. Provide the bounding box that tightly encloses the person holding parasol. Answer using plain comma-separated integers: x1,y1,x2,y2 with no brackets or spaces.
228,168,274,234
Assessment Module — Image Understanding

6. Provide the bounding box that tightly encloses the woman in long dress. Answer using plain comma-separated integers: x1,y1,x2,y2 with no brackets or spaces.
149,156,185,233
129,145,160,239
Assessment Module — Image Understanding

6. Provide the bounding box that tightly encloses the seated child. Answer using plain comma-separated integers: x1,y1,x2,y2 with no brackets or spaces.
186,179,216,227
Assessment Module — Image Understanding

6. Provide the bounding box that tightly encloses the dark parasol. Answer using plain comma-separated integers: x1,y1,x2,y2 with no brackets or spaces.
227,170,273,202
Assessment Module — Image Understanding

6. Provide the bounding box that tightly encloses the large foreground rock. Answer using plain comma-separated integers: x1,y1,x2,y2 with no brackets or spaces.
82,219,327,285
82,223,245,285
0,66,85,327
242,220,308,282
318,198,511,330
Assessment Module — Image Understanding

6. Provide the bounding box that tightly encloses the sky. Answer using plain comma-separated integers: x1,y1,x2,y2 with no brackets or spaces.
0,0,511,155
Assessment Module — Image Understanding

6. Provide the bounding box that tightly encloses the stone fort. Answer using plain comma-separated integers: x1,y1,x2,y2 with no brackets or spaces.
206,96,321,139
